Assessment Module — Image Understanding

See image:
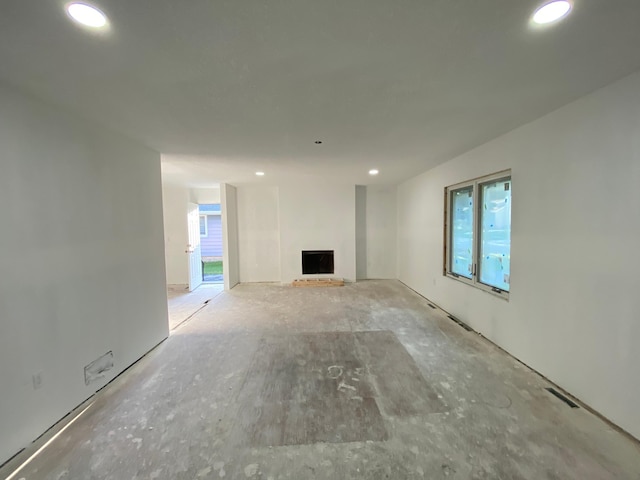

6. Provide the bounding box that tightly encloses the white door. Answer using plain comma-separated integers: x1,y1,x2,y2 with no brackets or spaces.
187,202,203,291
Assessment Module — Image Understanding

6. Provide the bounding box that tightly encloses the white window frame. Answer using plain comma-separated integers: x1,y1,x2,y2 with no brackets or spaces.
199,215,208,237
444,169,511,300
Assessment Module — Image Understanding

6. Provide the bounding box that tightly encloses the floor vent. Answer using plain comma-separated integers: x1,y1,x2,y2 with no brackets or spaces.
427,304,436,309
447,315,473,332
546,388,579,409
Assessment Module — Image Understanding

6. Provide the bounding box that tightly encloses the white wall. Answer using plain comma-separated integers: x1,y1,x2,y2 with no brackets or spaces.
0,83,169,464
190,186,221,205
162,185,189,285
355,186,367,280
235,183,393,283
356,185,397,280
397,71,640,439
221,184,240,289
365,185,397,279
278,182,356,283
237,186,281,282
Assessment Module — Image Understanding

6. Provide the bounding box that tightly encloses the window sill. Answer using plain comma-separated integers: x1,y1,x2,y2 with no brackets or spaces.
445,273,510,301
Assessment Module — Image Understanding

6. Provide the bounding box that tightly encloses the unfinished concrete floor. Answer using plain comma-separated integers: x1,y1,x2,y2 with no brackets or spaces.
167,284,224,330
4,280,640,479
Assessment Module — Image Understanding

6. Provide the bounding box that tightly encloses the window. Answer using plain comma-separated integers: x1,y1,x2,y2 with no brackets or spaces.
445,170,511,298
199,215,207,236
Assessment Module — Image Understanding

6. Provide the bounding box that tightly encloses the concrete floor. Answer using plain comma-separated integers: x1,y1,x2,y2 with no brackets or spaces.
3,280,640,479
167,284,224,330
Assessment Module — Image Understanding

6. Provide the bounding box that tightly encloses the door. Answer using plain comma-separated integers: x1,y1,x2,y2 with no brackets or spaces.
187,202,203,291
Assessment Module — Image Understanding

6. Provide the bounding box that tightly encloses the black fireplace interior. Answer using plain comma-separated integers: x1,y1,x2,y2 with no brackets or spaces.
302,250,334,275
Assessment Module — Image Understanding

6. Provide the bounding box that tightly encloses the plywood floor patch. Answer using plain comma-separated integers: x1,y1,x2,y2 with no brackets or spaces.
235,330,446,447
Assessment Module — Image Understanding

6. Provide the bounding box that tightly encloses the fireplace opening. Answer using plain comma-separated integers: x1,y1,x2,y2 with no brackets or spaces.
302,250,334,275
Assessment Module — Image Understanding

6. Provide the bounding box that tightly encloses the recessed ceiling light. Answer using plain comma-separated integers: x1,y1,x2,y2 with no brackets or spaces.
532,1,572,24
66,3,108,28
255,171,265,176
369,169,379,176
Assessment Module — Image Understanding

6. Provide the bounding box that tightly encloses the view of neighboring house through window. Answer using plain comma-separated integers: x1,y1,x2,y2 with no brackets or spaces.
198,204,223,283
199,215,207,236
445,170,511,298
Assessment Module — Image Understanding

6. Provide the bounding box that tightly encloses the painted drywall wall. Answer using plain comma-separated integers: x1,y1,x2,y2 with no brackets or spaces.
162,185,189,285
0,83,169,464
278,182,356,283
355,186,367,280
221,184,240,289
365,185,397,279
190,186,221,204
237,186,281,282
397,71,640,439
356,185,398,280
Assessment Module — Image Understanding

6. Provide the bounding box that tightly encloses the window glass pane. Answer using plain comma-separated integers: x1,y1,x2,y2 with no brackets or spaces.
479,178,511,291
450,186,474,278
199,216,206,236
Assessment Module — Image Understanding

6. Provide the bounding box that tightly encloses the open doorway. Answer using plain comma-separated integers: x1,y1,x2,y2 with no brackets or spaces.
198,203,224,284
162,184,225,331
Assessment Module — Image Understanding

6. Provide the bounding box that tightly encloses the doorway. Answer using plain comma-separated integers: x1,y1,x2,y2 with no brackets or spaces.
198,203,224,284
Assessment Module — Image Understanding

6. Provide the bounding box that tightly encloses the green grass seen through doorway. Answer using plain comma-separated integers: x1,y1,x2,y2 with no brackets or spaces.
203,261,223,275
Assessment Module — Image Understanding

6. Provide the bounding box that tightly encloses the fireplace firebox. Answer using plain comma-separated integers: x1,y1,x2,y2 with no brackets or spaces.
302,250,334,275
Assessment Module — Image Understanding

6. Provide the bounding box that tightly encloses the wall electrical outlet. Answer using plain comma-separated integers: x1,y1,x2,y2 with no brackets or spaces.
32,371,43,390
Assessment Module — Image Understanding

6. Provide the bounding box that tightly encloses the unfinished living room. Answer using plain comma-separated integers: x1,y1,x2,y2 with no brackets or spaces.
1,1,640,479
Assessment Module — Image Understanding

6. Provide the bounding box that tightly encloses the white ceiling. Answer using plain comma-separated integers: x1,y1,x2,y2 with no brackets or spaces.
1,1,640,186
